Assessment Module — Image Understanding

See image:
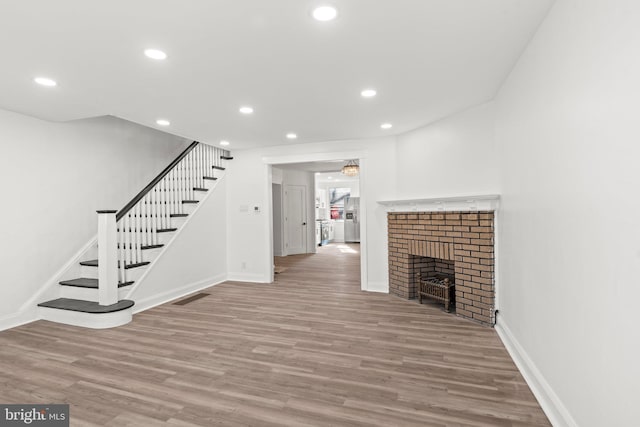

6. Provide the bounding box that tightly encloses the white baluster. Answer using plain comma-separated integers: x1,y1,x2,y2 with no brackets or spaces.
143,194,149,247
123,214,130,267
187,152,192,200
197,144,202,188
136,203,142,263
161,177,171,228
190,152,195,199
179,159,185,211
118,217,125,284
210,145,214,174
151,188,157,245
172,168,178,215
132,205,137,264
165,171,171,218
204,144,209,174
160,179,167,229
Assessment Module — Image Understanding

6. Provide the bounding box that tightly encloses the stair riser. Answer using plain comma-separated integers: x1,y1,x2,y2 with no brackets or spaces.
193,191,208,201
171,216,188,229
203,180,217,190
119,266,148,283
79,265,148,282
156,231,176,246
79,266,98,279
39,306,133,329
183,203,198,215
60,286,130,302
79,247,161,278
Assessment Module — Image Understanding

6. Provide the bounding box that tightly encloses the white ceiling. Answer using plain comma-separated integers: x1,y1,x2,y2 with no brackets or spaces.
0,0,553,150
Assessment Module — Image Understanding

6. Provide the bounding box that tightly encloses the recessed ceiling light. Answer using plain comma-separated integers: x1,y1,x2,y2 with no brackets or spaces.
312,6,338,21
156,119,170,126
381,123,393,129
34,77,57,87
144,49,167,60
220,140,230,146
361,89,377,98
239,106,254,114
328,176,333,179
286,133,298,140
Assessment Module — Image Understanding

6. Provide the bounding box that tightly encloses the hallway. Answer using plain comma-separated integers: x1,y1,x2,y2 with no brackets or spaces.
274,243,361,291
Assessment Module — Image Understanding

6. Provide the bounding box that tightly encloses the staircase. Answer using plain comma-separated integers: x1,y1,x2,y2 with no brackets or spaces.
37,141,232,328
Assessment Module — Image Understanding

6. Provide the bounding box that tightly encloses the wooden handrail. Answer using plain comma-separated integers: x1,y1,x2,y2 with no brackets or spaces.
116,141,199,221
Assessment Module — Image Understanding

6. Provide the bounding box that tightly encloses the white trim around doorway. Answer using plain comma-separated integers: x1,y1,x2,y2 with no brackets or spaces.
263,151,369,292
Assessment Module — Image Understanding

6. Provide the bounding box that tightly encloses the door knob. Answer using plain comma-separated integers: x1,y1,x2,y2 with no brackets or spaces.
302,222,307,225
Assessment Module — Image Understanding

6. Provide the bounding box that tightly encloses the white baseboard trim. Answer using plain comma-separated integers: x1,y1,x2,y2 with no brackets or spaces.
0,309,39,332
365,281,389,293
226,272,270,283
132,273,227,314
496,320,578,427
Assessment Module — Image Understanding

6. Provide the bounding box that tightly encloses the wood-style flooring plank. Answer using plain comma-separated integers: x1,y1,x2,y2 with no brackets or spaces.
0,243,549,426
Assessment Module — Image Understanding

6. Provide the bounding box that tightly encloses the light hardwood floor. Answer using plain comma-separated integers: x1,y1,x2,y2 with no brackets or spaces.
0,243,549,426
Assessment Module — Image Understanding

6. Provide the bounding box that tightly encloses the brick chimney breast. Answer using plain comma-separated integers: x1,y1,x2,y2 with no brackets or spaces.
387,211,495,326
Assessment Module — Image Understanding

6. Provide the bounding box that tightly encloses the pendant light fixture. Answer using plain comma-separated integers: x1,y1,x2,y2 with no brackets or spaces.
341,160,359,176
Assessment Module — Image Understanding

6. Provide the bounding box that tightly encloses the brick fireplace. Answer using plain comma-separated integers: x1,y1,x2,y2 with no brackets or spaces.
387,211,495,326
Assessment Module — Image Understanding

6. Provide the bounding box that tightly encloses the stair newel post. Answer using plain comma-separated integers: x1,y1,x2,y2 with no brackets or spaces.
97,210,118,306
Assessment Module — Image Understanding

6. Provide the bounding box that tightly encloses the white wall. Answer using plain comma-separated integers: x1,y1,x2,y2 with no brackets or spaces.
0,109,190,328
225,148,274,282
395,102,499,198
272,183,283,256
494,0,640,425
129,177,227,311
226,137,397,289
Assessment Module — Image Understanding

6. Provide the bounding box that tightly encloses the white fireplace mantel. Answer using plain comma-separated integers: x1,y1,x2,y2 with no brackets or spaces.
377,194,500,212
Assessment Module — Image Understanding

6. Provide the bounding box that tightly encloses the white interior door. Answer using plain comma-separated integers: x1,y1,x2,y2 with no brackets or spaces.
285,185,307,255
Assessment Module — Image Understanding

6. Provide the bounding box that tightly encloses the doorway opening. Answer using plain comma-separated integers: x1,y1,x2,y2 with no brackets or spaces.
266,154,366,290
314,171,360,256
274,242,361,290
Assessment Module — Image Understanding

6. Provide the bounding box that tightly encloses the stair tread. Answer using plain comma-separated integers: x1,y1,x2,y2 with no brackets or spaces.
59,278,133,288
212,165,226,170
221,156,234,160
193,187,208,192
170,214,189,218
38,298,134,313
157,228,177,233
80,260,150,269
182,200,198,204
117,244,164,250
203,176,218,180
141,244,164,250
